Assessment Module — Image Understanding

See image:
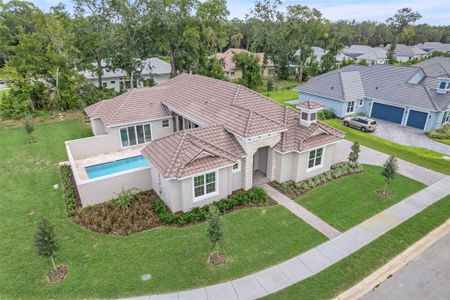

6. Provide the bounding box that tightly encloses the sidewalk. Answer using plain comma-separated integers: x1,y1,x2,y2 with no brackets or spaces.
125,176,450,300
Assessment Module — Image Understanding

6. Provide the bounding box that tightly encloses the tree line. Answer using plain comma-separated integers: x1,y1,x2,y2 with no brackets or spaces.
0,0,448,118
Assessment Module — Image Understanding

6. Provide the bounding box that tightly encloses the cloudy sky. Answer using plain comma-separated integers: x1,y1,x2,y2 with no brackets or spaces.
32,0,450,25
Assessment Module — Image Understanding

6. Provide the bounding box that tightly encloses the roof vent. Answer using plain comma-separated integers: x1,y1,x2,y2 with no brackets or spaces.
331,86,334,90
375,86,379,90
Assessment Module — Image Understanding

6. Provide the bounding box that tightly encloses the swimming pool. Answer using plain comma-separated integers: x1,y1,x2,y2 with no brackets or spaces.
86,155,150,179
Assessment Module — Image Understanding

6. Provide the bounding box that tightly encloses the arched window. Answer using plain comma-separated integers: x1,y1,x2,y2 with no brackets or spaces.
439,81,447,89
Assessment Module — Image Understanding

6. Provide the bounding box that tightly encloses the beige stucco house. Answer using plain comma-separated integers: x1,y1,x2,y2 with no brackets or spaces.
215,48,275,80
65,74,344,212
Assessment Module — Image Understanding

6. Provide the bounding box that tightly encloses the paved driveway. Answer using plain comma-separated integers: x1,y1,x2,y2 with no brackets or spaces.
370,119,450,156
362,231,450,300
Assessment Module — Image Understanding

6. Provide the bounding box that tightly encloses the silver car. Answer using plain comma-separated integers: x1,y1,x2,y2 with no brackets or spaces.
343,116,377,132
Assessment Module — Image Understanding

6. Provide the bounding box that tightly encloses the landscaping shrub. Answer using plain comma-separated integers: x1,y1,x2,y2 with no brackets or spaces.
427,124,450,140
269,162,363,199
114,188,137,212
318,108,336,120
59,164,79,216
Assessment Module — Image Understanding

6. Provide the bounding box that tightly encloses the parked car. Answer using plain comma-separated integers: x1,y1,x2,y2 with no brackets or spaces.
343,116,377,132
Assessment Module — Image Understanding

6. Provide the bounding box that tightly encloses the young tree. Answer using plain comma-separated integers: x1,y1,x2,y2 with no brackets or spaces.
23,114,35,143
207,205,223,254
232,51,262,89
381,155,398,195
348,141,360,164
266,79,273,95
34,218,59,270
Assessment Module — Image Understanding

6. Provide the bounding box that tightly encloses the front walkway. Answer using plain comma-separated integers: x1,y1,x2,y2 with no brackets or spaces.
263,184,341,239
334,140,446,186
370,119,450,156
125,176,450,300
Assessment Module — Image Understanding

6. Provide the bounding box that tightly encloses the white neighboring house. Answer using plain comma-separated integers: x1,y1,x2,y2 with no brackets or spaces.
82,57,171,91
383,44,428,62
342,45,387,65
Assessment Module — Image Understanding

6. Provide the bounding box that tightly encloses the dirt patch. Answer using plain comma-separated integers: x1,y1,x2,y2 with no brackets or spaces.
209,253,227,266
1,111,88,129
47,265,68,283
376,190,391,198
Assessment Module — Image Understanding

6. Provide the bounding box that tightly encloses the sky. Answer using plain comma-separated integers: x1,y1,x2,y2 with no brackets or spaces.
31,0,450,25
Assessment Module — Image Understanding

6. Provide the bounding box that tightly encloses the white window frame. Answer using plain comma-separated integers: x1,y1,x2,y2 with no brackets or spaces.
359,99,364,107
162,119,170,128
346,101,355,114
192,170,219,202
306,147,324,172
119,123,152,148
443,110,450,124
232,161,241,173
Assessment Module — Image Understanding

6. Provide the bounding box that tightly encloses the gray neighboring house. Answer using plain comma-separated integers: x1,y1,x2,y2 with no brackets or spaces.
416,42,450,55
296,57,450,131
384,44,428,62
65,74,344,212
82,57,171,91
342,45,387,65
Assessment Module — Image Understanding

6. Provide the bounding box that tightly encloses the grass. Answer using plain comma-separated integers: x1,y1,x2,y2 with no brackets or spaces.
0,120,326,299
261,89,299,107
265,194,450,300
324,119,450,175
297,165,426,231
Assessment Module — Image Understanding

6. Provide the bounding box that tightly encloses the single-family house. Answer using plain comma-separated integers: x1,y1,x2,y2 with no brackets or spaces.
82,57,171,91
65,74,344,212
296,58,450,131
416,42,450,55
342,45,387,65
384,44,428,62
215,48,275,80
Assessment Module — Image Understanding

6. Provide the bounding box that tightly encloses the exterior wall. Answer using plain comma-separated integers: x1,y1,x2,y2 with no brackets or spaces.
77,167,152,206
299,93,346,117
66,134,122,160
91,118,106,135
232,160,243,190
88,73,170,92
274,143,337,183
426,111,445,131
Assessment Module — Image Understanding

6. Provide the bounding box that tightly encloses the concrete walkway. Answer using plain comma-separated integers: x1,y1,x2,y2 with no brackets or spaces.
334,140,446,186
125,176,450,300
263,184,341,239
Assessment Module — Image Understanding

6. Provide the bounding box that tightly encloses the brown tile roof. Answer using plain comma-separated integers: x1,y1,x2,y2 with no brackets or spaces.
215,48,274,72
142,125,244,178
84,86,171,126
296,100,323,110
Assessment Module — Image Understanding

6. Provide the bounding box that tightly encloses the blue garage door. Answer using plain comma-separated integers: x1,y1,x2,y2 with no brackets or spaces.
406,110,427,130
371,102,404,124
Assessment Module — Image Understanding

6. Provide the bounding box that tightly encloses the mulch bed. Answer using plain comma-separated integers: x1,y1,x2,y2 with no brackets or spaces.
47,265,68,283
209,253,227,266
376,189,391,198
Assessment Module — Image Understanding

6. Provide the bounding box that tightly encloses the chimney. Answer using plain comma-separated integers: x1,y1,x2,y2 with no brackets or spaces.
296,100,324,127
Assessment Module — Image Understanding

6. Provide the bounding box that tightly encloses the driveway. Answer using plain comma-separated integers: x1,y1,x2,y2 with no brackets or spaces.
362,231,450,300
370,119,450,156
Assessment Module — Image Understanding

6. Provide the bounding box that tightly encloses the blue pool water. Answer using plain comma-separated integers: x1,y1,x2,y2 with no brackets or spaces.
86,155,150,179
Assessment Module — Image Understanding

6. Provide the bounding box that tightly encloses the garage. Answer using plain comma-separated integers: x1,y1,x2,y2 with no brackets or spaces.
406,110,428,130
371,102,405,124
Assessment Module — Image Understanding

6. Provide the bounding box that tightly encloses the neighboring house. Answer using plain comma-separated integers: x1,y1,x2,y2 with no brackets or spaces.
65,74,344,211
294,46,326,63
82,57,171,91
296,58,450,131
215,48,275,80
416,42,450,55
342,45,387,65
384,44,428,62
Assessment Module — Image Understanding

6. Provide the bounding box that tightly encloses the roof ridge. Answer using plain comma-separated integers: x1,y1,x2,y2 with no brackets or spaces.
165,131,189,177
423,86,440,111
110,90,135,122
339,71,347,100
231,85,240,105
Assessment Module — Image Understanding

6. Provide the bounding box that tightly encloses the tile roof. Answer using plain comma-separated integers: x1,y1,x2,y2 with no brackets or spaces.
416,42,450,53
142,125,245,178
414,57,450,78
215,48,274,72
387,44,427,57
296,100,323,110
343,45,387,61
297,63,450,111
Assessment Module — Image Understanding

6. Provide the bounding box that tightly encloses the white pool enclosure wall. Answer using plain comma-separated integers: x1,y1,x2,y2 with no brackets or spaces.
65,134,152,207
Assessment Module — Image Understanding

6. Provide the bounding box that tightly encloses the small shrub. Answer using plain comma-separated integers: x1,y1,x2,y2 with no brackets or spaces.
114,188,137,212
248,186,268,204
318,108,336,120
427,124,450,140
34,218,59,270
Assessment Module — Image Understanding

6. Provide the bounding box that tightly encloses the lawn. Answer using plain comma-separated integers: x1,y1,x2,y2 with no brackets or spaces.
297,165,426,231
323,119,450,175
261,89,298,107
265,195,450,300
0,120,326,299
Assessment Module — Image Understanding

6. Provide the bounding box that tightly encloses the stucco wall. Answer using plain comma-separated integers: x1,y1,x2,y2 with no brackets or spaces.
299,93,347,117
78,167,152,206
66,134,122,160
91,118,106,135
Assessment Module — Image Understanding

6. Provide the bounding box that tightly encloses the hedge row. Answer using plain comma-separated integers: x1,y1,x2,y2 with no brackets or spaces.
269,162,363,199
60,164,79,216
152,187,273,225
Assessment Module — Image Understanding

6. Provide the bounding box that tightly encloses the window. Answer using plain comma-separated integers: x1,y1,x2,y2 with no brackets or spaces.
308,148,323,169
301,112,308,121
102,82,107,88
310,112,316,121
268,68,275,75
230,71,235,76
443,111,450,124
110,81,115,84
232,161,240,173
193,172,217,199
439,81,446,89
162,119,170,128
120,123,151,147
359,99,364,106
346,101,355,113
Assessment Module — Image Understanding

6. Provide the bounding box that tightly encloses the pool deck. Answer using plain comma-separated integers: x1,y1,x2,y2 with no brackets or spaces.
75,146,145,181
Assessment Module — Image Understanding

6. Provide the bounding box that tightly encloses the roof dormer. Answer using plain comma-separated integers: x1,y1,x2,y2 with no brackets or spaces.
437,78,450,94
296,100,323,127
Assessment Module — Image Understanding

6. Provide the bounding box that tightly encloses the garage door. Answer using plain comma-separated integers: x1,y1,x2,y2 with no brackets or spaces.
406,110,428,130
371,102,404,124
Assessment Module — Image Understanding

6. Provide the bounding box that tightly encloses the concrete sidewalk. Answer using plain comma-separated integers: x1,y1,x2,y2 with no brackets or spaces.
125,176,450,300
263,184,341,239
334,140,446,186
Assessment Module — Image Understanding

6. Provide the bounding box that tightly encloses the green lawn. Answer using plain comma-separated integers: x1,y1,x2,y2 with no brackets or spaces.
265,195,450,300
0,88,9,97
0,120,326,299
324,119,450,175
297,165,425,231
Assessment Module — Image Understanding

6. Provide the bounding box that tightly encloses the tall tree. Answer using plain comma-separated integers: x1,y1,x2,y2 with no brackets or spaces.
232,51,262,89
386,8,422,52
